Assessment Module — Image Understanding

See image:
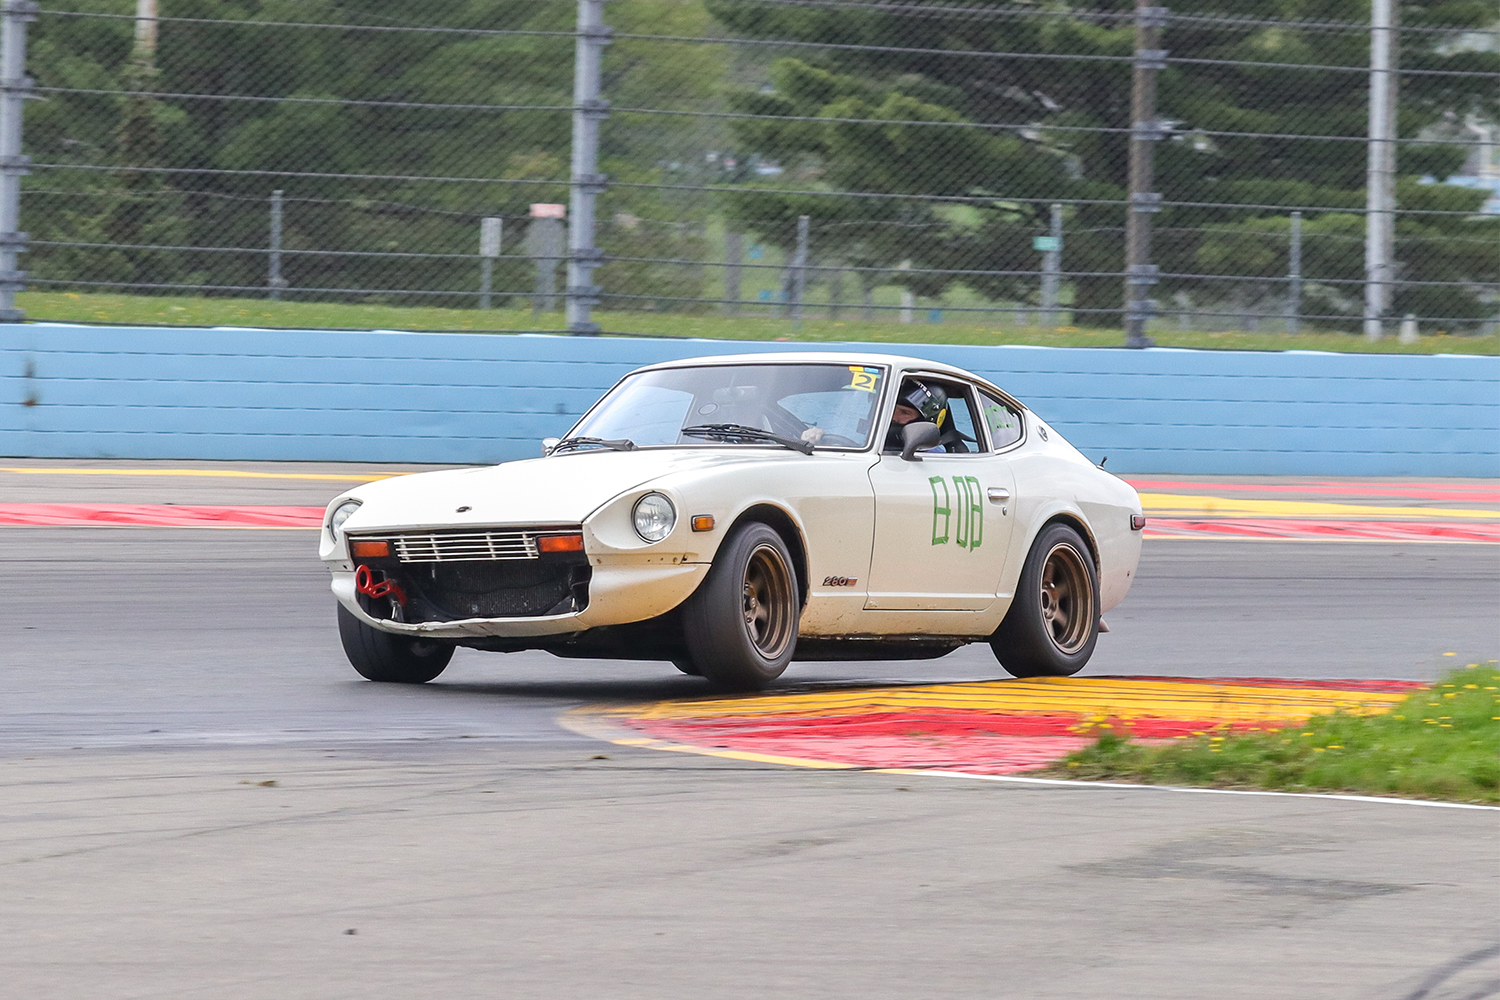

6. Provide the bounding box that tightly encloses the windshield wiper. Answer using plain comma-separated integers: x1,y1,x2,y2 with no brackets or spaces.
551,435,637,454
680,423,813,456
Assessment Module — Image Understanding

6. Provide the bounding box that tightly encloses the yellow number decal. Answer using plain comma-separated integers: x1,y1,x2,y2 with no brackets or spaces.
847,366,879,392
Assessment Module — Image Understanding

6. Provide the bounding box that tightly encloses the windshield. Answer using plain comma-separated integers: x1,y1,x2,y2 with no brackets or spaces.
568,363,887,450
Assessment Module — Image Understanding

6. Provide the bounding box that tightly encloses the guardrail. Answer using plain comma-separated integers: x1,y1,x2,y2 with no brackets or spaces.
2,324,1495,475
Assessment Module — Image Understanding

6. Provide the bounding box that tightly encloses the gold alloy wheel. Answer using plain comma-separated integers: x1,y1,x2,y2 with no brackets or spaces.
1038,541,1094,655
742,543,796,660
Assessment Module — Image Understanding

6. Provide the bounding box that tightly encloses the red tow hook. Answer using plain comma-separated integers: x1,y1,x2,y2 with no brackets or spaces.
354,564,407,606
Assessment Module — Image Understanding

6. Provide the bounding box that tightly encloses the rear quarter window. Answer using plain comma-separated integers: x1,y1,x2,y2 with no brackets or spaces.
980,393,1023,449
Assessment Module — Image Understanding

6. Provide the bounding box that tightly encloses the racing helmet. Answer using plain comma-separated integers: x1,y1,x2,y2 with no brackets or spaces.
899,379,949,428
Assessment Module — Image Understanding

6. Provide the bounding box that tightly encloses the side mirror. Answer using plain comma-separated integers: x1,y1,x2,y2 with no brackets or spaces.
899,421,941,462
541,437,560,456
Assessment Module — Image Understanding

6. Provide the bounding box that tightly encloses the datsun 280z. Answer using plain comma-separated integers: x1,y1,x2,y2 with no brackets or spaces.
320,353,1144,690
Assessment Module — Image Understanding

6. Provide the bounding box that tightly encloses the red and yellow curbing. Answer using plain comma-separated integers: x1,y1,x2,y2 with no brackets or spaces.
561,676,1422,775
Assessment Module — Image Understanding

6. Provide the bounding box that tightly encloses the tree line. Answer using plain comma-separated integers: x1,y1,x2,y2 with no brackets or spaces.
25,0,1500,328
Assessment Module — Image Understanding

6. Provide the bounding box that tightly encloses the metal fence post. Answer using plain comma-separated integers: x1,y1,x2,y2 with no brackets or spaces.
526,207,565,315
723,231,742,316
1286,210,1302,335
1124,1,1166,349
1040,202,1063,327
897,260,914,323
1398,312,1418,344
479,217,501,310
566,0,610,335
268,189,287,301
1364,0,1398,341
0,0,36,323
790,214,809,330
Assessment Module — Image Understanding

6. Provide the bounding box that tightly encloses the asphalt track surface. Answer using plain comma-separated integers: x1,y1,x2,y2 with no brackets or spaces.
3,463,1498,999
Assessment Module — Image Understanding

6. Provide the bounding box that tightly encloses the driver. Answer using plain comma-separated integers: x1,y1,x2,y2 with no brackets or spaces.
884,378,949,451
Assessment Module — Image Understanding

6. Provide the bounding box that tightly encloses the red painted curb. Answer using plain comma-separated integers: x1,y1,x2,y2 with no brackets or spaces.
1143,518,1500,542
641,709,1266,743
1125,479,1500,502
2,504,1494,542
0,503,325,527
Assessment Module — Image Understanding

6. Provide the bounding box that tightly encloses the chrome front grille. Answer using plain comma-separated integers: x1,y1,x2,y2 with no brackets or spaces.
392,530,540,563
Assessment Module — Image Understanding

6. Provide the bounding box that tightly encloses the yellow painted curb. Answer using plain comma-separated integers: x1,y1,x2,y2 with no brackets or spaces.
592,677,1408,728
558,709,859,770
1138,491,1498,520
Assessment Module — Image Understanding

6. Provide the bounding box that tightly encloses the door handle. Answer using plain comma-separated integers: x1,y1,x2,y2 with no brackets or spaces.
987,487,1011,504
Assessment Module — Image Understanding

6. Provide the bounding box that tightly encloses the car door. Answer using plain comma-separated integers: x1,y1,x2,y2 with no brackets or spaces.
864,376,1018,611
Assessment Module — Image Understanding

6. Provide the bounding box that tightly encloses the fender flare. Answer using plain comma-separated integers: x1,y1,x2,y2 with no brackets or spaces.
1008,501,1100,582
717,501,812,607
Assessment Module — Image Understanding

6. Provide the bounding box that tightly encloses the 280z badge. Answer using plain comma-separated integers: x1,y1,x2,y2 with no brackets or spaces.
822,576,858,587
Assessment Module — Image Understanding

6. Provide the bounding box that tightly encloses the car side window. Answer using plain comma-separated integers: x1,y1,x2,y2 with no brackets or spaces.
943,385,986,454
980,392,1023,450
882,377,988,454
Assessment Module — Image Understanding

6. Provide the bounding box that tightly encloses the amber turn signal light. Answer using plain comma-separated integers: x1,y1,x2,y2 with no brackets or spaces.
538,533,585,553
350,540,390,558
691,515,715,532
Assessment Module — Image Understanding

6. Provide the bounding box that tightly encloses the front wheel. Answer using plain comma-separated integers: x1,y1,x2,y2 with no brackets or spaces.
990,523,1099,678
337,603,454,683
681,522,800,691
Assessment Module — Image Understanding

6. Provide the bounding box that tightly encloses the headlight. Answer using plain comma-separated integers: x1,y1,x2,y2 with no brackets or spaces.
632,492,676,543
328,499,361,536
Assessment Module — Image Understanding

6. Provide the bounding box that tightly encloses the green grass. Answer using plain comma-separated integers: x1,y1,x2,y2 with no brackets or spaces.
20,291,1499,354
1042,663,1500,803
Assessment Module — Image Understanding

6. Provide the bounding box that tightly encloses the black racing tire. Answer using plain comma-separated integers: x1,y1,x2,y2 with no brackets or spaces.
682,522,800,691
337,603,454,684
990,522,1099,678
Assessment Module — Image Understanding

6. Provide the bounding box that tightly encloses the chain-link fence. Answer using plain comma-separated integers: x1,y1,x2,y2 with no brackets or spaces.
9,0,1499,340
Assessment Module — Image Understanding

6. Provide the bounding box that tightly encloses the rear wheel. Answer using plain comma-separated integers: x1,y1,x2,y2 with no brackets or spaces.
682,522,800,691
337,603,454,683
991,523,1098,678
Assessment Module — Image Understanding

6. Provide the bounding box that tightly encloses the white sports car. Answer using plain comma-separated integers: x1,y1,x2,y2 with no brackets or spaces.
320,352,1144,690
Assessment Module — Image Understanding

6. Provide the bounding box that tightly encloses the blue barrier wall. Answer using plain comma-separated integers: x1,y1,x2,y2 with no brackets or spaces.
1,323,1496,475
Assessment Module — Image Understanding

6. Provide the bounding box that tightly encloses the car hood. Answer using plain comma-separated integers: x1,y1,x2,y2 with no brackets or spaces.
339,448,801,531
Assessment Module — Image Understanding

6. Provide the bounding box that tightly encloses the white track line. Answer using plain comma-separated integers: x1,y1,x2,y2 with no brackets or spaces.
900,769,1500,810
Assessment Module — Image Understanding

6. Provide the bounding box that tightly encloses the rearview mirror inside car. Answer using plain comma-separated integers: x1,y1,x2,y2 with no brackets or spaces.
900,421,941,462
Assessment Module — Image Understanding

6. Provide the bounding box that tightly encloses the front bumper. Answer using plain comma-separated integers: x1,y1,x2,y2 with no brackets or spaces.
329,559,710,639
